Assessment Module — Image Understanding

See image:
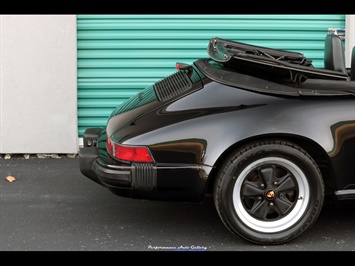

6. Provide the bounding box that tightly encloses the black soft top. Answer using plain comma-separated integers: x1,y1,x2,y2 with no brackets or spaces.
198,37,355,97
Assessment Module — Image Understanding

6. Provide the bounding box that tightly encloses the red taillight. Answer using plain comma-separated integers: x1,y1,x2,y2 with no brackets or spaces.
106,137,153,163
114,145,153,162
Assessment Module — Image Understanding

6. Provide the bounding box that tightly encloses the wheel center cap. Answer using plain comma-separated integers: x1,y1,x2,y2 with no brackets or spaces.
265,190,276,200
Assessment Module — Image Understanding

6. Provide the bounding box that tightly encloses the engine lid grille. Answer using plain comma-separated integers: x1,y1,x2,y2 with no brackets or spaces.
154,71,192,102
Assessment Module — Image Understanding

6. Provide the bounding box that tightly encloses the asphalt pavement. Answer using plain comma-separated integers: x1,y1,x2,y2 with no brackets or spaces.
1,156,354,252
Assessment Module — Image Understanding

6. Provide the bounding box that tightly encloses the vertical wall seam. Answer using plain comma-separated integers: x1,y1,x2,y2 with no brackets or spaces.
345,15,355,68
0,15,3,153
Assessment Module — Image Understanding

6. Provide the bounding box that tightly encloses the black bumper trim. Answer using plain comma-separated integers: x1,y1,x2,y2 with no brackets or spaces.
132,163,157,191
93,158,132,184
334,189,355,200
79,146,101,184
93,158,159,191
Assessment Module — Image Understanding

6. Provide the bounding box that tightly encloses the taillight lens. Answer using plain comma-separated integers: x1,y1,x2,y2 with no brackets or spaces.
106,137,153,163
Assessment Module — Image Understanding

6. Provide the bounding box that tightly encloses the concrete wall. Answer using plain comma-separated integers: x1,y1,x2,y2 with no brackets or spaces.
0,15,77,154
345,15,355,68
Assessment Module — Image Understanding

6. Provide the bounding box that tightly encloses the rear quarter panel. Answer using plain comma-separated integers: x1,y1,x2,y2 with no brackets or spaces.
114,81,355,191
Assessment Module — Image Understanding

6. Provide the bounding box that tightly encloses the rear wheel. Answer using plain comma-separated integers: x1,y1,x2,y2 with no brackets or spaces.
213,140,324,244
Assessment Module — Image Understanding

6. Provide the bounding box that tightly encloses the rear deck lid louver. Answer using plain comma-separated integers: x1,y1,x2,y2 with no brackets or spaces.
154,71,192,102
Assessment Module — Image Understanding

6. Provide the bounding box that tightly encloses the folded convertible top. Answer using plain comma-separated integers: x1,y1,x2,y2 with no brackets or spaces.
207,37,349,82
194,58,355,97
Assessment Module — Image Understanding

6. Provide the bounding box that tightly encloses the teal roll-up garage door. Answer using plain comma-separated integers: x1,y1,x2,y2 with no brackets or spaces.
77,14,345,137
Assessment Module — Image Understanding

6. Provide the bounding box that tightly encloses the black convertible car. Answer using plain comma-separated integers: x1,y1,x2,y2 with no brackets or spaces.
79,34,355,245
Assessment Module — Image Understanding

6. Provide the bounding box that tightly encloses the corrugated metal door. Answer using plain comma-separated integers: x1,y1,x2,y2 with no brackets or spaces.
77,14,345,137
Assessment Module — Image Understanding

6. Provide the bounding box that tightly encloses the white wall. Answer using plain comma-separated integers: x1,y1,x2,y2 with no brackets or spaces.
0,15,78,154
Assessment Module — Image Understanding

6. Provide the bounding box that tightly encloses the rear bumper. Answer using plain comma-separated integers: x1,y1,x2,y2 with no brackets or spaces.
78,127,135,187
93,158,131,184
78,128,212,202
79,146,138,188
93,157,157,191
78,146,101,185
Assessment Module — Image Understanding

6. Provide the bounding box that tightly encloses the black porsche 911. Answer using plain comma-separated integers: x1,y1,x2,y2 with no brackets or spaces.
79,34,355,245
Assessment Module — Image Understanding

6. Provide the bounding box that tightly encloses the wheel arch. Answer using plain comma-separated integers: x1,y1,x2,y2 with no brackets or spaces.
205,133,336,198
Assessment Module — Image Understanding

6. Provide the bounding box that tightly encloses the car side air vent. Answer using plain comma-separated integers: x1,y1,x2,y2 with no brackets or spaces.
154,71,192,102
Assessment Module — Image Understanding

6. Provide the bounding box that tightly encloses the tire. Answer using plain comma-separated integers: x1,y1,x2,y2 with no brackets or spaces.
213,139,324,245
